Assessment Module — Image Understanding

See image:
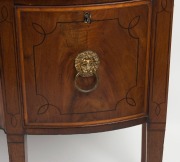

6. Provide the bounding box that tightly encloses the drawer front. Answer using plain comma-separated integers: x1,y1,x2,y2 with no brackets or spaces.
16,1,151,127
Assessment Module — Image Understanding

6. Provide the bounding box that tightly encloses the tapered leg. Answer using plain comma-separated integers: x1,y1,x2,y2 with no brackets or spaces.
147,0,174,161
146,124,165,162
141,123,147,162
7,135,28,162
141,123,166,162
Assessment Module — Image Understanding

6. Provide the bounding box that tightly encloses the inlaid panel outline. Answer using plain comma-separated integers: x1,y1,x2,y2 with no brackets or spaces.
151,0,172,116
16,4,151,124
32,16,140,116
0,3,21,127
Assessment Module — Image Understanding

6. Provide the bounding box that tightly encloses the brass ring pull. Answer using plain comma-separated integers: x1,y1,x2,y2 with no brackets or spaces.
74,50,100,93
75,72,99,93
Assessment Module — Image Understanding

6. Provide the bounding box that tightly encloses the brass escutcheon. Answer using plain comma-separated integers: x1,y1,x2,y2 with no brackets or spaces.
75,50,100,93
84,12,91,24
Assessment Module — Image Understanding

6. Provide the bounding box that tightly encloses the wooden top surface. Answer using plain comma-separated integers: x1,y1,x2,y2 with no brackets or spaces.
14,0,146,6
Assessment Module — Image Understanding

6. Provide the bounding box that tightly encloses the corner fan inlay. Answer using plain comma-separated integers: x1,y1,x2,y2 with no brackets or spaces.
30,15,141,117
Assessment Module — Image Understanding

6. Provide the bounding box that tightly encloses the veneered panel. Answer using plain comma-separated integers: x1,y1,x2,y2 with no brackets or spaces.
16,2,151,127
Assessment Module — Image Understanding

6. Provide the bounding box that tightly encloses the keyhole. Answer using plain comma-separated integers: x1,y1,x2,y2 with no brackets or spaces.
84,12,91,24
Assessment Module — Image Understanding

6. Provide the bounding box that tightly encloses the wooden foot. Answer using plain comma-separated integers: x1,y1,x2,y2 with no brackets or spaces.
141,123,147,162
7,135,28,162
146,124,165,162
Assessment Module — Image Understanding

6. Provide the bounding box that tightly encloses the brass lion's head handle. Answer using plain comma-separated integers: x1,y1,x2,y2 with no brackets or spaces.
75,50,100,93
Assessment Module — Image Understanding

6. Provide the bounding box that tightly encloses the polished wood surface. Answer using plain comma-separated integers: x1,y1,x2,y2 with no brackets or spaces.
146,0,174,161
24,117,147,134
14,0,145,6
0,0,23,134
141,123,147,162
0,79,4,129
7,135,27,162
16,2,151,128
0,0,174,161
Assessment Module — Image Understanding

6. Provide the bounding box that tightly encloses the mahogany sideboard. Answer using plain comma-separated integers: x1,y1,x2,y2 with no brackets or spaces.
0,0,174,162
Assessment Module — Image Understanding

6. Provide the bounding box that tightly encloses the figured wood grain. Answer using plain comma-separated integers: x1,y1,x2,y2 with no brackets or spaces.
0,0,174,162
16,2,151,127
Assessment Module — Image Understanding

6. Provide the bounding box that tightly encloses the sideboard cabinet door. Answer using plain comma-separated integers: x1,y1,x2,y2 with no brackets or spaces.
16,1,151,128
